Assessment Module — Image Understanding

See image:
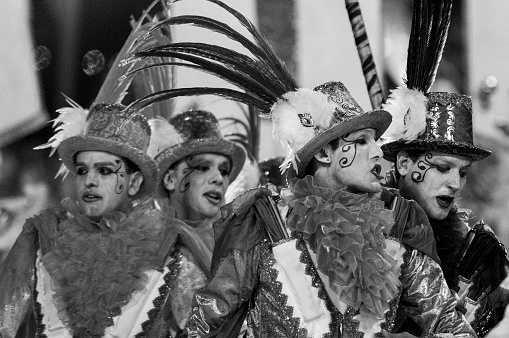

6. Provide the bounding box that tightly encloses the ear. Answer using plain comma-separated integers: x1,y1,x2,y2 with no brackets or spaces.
128,171,144,196
396,151,412,176
162,169,177,192
313,145,332,164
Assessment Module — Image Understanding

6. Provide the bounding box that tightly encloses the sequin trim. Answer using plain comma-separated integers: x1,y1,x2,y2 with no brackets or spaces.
259,241,308,338
34,244,47,338
377,242,409,337
135,251,182,338
293,233,345,338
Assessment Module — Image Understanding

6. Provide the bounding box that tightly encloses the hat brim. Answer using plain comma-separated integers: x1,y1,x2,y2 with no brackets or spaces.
58,135,158,196
290,109,392,179
381,139,492,162
155,138,247,198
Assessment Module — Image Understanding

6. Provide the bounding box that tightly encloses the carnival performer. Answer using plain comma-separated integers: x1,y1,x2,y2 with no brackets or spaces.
0,103,196,337
378,0,509,336
146,109,246,336
126,1,474,336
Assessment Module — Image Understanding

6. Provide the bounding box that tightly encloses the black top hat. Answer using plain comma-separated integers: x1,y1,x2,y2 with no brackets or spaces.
382,92,491,162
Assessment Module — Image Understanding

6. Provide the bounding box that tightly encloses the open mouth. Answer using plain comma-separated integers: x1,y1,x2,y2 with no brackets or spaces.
436,195,454,209
371,164,383,180
82,191,102,202
204,191,223,205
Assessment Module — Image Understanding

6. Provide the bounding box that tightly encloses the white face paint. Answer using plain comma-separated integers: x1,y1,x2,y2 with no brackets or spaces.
164,153,231,221
75,151,139,220
398,151,472,220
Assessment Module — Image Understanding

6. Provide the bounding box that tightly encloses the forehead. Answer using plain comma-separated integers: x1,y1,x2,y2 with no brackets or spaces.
427,151,473,167
75,151,123,165
190,153,231,165
346,128,376,138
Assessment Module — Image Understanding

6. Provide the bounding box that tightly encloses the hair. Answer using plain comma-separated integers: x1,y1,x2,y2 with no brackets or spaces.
394,148,426,180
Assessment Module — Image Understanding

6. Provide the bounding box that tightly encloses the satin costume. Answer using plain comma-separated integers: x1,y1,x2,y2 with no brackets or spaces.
184,176,475,338
430,208,509,337
0,197,211,338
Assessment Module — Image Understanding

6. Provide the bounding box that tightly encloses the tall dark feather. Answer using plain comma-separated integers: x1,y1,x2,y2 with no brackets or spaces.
405,0,452,92
127,0,298,114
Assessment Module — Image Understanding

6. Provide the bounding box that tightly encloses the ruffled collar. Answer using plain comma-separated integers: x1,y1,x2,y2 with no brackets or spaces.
284,175,400,320
41,197,171,336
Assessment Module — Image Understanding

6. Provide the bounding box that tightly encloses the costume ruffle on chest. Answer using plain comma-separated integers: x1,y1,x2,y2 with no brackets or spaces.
258,237,406,338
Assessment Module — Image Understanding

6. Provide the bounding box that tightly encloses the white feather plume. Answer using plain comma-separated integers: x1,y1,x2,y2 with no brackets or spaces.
270,89,336,173
147,116,183,159
34,95,89,179
380,86,427,143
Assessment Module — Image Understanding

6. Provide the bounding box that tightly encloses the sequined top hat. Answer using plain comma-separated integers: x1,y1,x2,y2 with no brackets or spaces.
273,81,391,178
58,103,158,195
148,110,246,197
382,93,491,162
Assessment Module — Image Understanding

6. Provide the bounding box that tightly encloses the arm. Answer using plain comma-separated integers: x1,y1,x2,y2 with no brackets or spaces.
400,249,476,338
0,220,38,338
185,244,261,338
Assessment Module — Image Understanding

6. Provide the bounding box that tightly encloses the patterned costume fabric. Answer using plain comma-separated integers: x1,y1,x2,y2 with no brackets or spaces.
430,209,509,337
183,176,475,338
0,197,211,338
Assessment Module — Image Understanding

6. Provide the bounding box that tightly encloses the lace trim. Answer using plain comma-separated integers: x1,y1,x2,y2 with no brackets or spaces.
294,235,343,338
34,242,47,338
259,241,308,338
377,243,409,337
135,251,182,338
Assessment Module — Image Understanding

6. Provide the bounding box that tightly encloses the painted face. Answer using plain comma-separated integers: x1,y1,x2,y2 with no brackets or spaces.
327,128,384,193
75,151,140,220
397,151,472,220
164,153,231,222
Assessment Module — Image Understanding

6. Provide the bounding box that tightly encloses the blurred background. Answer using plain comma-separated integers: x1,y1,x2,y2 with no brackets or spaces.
1,0,509,261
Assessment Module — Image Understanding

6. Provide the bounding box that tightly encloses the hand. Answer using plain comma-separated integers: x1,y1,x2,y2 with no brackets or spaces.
381,330,418,338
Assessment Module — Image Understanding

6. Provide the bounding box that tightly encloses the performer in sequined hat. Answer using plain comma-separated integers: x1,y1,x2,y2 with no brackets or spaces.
130,0,475,337
0,3,207,336
146,109,246,336
379,0,507,335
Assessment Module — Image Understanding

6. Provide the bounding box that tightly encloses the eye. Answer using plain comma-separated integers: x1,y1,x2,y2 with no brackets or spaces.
354,137,367,145
76,167,87,176
434,165,449,173
98,167,114,175
196,165,209,172
220,168,230,177
460,169,469,178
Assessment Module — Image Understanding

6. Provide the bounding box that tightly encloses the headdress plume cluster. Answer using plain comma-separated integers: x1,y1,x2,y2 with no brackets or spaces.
381,0,452,143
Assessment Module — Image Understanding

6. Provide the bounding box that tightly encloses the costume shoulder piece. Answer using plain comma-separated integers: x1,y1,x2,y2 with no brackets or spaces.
211,188,287,274
381,187,440,264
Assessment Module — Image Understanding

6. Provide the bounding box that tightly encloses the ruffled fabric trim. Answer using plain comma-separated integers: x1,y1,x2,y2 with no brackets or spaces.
285,176,400,320
38,198,172,336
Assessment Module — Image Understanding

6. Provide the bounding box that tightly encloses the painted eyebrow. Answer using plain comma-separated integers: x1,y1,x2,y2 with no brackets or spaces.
75,161,118,168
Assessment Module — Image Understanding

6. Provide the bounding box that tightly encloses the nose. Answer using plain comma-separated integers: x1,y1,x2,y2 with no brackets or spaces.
370,141,383,159
208,168,224,186
446,171,461,192
84,172,98,187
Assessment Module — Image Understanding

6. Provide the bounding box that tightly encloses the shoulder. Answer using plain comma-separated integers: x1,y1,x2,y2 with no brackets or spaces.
381,187,440,263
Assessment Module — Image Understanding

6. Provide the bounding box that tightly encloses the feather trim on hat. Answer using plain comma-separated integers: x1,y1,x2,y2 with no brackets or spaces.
271,89,335,174
147,116,183,158
380,86,427,143
34,96,89,178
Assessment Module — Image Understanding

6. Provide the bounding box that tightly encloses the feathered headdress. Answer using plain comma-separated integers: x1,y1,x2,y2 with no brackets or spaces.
35,0,174,177
125,0,391,176
381,0,452,145
380,0,490,162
